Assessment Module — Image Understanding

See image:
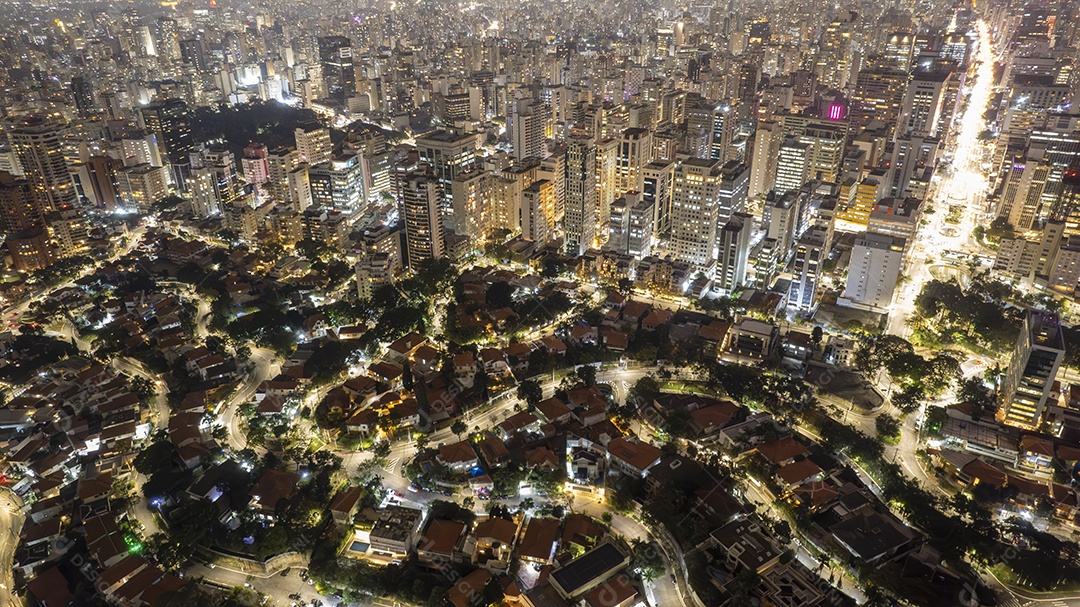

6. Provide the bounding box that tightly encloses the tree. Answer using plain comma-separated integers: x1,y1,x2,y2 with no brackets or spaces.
875,414,902,445
631,539,664,581
631,375,661,404
811,326,824,346
576,364,597,388
517,380,543,406
451,420,468,439
372,440,391,459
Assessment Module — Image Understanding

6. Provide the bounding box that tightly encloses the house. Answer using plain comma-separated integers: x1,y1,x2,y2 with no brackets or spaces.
688,401,740,435
569,324,598,345
342,376,377,400
387,332,426,362
776,459,824,491
829,510,918,564
368,362,404,390
518,517,561,564
497,411,540,439
329,486,364,528
437,441,480,471
540,335,567,355
444,568,493,607
641,308,673,331
476,434,511,468
709,517,782,574
561,513,604,553
728,317,779,359
411,345,442,375
606,438,663,478
346,408,379,435
536,397,574,424
601,328,629,352
570,449,605,484
250,469,300,517
619,301,650,329
472,516,519,571
418,519,467,567
583,575,638,607
26,566,74,607
754,436,809,467
453,351,478,377
479,348,511,377
549,542,631,599
369,506,424,556
782,331,814,360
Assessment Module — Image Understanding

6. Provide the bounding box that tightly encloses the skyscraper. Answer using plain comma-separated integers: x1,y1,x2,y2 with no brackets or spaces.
9,116,77,212
564,135,597,256
140,99,193,187
318,36,356,103
0,171,43,232
399,171,445,267
671,158,723,267
999,310,1065,429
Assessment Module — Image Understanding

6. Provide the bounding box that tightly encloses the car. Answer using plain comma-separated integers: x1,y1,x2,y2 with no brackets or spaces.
280,567,291,576
289,594,302,601
407,482,420,492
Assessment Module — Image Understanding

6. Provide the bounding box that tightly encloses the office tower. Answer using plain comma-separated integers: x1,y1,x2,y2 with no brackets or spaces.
841,233,905,311
642,160,674,235
684,98,713,159
788,225,829,312
671,158,723,267
616,128,653,194
609,192,633,254
318,36,355,102
837,174,885,226
71,76,94,117
451,170,490,241
122,135,164,168
117,164,170,213
564,135,597,256
179,38,207,72
850,69,908,130
242,143,270,197
715,213,752,296
898,71,951,138
749,121,781,200
799,123,845,183
9,116,77,212
308,155,365,210
710,102,738,163
761,190,800,262
416,130,480,205
773,138,810,196
294,124,333,166
1048,235,1080,295
1033,117,1080,221
287,166,313,212
0,172,43,232
886,135,939,198
817,16,854,90
521,179,555,244
512,99,546,160
717,161,750,227
140,99,193,186
883,32,915,71
999,310,1065,430
73,156,121,212
996,156,1051,231
399,171,445,267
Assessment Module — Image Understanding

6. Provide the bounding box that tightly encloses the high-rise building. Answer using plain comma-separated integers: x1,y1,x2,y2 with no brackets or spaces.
642,160,674,235
710,102,738,163
749,121,782,200
840,232,905,311
883,32,915,72
773,138,810,196
671,158,723,267
318,36,356,102
70,76,95,117
398,171,445,267
6,229,55,272
512,99,546,161
416,130,480,214
715,213,753,295
898,71,951,138
716,161,750,229
117,164,170,213
999,310,1065,430
9,116,77,212
451,170,490,242
850,69,908,130
308,155,366,210
266,147,302,202
294,124,333,166
139,99,193,186
521,179,555,244
616,128,653,194
0,172,43,233
564,135,597,256
788,225,829,312
242,143,270,197
996,156,1051,231
73,156,121,212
